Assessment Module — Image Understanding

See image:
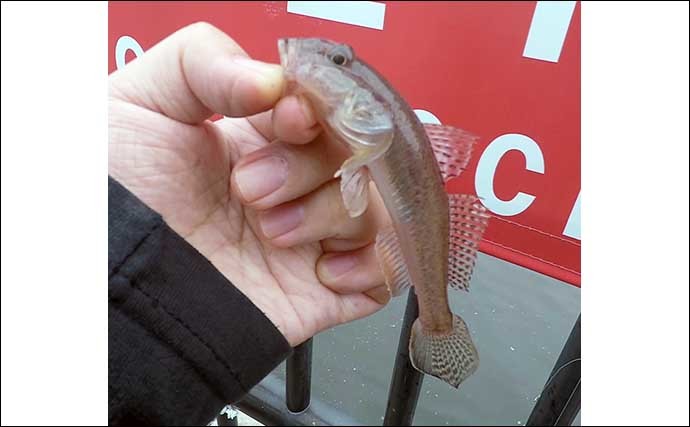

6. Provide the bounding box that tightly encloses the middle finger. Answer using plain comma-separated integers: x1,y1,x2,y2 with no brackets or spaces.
256,180,389,249
231,132,349,210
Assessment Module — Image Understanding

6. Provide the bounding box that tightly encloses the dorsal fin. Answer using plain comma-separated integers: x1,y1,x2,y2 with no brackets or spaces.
447,194,490,292
425,124,479,183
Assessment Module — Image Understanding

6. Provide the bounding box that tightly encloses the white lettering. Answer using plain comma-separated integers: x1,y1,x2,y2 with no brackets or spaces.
563,191,581,239
115,36,144,70
474,133,545,216
414,109,442,125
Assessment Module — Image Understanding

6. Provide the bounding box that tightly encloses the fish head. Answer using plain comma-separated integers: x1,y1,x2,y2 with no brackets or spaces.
278,37,394,153
278,37,357,107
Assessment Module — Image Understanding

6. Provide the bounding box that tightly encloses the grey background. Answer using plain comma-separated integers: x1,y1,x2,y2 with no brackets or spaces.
270,252,581,426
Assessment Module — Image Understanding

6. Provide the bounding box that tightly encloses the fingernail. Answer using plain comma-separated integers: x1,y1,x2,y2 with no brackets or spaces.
320,253,359,280
259,204,304,239
233,58,284,89
235,156,288,202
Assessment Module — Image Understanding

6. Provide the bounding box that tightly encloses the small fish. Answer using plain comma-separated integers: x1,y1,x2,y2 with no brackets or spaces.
278,38,489,388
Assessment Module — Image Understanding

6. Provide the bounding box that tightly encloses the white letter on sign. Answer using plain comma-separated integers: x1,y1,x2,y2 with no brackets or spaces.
414,109,442,125
115,36,144,70
563,191,580,240
475,134,545,216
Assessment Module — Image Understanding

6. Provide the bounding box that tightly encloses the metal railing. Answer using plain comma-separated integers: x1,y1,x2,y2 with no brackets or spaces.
217,291,581,426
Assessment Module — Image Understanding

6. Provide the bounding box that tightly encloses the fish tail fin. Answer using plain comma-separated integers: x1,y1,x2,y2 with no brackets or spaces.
409,314,479,388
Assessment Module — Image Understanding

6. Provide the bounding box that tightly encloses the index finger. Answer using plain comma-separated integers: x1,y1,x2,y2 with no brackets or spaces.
240,95,321,144
109,22,284,124
272,95,322,144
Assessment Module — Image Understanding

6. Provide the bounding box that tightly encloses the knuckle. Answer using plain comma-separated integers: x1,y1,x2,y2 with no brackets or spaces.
184,22,223,39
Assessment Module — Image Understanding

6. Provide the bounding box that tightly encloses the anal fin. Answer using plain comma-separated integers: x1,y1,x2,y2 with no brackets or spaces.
374,195,489,296
374,226,411,297
425,123,479,183
447,194,490,292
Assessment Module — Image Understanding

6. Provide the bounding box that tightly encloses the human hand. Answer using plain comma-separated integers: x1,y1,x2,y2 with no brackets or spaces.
108,23,391,346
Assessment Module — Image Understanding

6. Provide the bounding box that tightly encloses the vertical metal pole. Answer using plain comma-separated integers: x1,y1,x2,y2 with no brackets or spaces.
527,314,581,426
286,338,313,413
383,289,424,426
554,381,580,426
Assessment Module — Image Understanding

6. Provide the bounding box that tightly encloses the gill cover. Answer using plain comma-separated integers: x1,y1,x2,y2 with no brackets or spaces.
332,89,394,217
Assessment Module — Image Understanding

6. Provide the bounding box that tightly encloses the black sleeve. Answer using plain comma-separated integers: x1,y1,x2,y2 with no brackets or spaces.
108,176,292,426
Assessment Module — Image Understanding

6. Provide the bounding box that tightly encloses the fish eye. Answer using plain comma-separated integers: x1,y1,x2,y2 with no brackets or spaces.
331,53,347,66
328,46,351,66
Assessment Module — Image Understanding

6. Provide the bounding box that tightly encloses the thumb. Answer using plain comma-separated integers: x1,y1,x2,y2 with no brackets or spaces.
109,22,284,124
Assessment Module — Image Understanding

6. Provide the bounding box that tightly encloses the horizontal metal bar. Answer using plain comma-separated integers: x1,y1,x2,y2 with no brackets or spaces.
383,289,424,426
286,338,313,413
235,373,364,426
527,314,581,426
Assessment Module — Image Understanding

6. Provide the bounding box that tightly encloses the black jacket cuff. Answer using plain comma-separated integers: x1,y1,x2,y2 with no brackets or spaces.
108,176,292,425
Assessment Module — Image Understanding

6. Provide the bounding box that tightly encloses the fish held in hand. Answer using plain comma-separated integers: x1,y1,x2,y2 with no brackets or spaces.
278,37,489,388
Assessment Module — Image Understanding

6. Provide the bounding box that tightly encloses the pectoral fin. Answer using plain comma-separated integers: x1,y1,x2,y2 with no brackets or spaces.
334,144,386,218
336,158,371,218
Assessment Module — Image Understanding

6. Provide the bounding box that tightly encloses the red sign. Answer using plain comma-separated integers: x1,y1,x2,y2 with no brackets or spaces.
109,1,581,286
